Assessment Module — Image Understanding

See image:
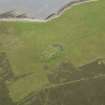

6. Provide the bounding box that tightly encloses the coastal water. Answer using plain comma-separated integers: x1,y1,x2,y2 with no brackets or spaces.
0,0,80,19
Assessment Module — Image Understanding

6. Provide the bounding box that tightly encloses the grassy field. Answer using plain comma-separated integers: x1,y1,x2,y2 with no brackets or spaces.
0,0,105,102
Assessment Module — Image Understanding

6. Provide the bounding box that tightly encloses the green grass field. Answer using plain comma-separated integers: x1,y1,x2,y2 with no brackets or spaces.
0,0,105,102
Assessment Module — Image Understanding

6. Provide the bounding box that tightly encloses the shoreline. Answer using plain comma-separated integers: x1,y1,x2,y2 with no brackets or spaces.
0,0,97,23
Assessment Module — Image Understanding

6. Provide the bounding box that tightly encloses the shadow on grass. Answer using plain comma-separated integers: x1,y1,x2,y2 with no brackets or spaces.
18,58,105,105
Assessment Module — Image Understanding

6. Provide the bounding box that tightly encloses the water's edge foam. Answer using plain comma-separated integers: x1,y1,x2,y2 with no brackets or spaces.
0,0,97,22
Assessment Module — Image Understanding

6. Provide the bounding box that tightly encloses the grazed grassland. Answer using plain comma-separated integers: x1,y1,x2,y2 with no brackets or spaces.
0,0,105,102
